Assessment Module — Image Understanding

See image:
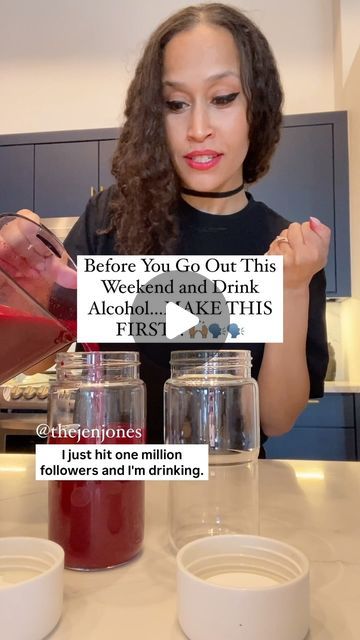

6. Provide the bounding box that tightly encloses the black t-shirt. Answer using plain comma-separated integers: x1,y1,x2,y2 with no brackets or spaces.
64,186,328,450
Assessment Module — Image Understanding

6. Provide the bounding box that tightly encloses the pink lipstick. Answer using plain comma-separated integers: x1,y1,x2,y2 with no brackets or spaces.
184,149,223,171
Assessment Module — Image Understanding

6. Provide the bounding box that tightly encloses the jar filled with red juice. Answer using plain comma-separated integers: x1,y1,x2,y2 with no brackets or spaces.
47,351,146,570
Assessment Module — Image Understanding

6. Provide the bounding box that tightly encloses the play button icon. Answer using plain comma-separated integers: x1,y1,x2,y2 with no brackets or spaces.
165,302,199,340
130,269,230,344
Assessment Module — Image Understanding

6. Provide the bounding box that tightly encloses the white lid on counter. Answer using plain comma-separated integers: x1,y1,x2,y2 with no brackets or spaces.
177,534,309,640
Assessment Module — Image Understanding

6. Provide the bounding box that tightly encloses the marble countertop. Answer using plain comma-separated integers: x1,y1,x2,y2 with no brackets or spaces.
0,455,360,639
325,381,360,393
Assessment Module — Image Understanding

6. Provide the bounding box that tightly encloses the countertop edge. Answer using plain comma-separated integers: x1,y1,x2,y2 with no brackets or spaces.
325,381,360,393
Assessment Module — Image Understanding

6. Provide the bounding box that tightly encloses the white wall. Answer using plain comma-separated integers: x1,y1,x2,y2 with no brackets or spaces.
0,0,334,134
332,0,360,381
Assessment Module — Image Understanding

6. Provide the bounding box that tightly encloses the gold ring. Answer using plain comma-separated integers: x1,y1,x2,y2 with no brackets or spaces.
274,236,290,245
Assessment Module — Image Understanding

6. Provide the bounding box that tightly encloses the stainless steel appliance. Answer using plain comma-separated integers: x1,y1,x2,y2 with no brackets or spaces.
42,216,79,243
0,374,53,452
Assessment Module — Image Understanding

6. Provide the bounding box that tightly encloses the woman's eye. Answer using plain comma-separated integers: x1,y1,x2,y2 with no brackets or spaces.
165,100,188,112
212,92,240,106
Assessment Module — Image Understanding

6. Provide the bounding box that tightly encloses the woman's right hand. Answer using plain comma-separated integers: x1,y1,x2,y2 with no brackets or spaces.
0,209,77,290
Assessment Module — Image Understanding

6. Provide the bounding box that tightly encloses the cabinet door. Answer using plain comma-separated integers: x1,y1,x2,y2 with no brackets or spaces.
264,394,356,461
99,139,117,190
295,394,354,427
0,145,34,212
251,112,350,297
264,427,356,461
34,142,98,217
252,124,336,291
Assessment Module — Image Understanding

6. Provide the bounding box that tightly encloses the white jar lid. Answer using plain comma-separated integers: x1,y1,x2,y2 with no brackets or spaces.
0,537,64,640
177,534,309,640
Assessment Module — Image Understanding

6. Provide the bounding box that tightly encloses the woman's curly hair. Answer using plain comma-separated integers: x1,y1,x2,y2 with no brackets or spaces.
105,3,283,254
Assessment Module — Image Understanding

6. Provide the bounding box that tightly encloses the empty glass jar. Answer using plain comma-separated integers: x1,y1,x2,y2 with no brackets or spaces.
165,350,260,550
47,351,145,570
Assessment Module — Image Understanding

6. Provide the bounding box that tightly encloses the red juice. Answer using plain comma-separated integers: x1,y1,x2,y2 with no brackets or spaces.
48,425,145,570
28,314,100,354
0,304,75,384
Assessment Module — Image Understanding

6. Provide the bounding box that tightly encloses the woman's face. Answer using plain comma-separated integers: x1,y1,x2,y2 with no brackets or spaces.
163,23,249,195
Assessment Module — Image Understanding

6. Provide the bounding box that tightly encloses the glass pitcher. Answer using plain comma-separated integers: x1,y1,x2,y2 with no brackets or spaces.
0,212,77,383
47,351,146,570
165,350,260,550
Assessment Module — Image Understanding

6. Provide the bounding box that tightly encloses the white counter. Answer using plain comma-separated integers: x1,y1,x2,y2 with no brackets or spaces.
0,455,360,639
325,381,360,393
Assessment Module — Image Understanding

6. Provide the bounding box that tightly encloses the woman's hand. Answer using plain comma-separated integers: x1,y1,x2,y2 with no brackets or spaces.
259,215,330,435
0,209,76,291
266,216,331,289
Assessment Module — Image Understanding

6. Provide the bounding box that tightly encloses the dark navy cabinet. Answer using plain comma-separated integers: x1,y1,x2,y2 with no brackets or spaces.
252,112,350,297
99,139,118,189
264,394,357,461
0,111,351,296
34,141,98,217
0,128,119,219
0,145,34,212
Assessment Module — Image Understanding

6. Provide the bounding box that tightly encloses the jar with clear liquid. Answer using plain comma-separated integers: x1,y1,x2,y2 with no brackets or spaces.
47,351,145,570
165,350,260,550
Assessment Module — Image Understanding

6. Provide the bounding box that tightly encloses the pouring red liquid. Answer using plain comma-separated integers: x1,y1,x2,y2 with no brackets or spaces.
0,211,80,383
0,214,145,569
0,304,75,385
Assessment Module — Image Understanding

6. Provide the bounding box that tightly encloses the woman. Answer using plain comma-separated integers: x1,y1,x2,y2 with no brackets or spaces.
6,4,330,453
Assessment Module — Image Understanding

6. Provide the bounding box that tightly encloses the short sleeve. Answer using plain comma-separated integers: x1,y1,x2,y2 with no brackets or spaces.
63,199,97,263
306,268,329,398
63,186,116,263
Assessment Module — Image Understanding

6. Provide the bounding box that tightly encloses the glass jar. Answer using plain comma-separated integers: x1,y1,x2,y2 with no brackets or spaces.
165,350,259,550
47,351,145,570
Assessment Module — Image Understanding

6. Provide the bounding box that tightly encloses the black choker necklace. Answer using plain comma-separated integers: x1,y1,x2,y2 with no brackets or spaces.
181,182,244,199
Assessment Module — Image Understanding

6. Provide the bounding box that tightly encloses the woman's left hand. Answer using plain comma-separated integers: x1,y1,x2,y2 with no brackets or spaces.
266,216,331,289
